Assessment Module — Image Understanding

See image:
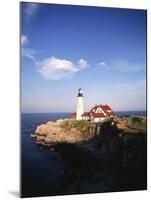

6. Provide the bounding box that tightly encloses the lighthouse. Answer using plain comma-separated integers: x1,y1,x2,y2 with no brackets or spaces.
76,88,84,120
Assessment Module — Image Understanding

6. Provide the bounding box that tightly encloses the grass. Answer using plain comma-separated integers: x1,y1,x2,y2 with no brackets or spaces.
60,120,89,138
126,116,146,130
61,120,88,130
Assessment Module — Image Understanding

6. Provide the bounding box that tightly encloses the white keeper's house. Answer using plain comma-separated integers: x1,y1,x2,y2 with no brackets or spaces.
70,88,114,122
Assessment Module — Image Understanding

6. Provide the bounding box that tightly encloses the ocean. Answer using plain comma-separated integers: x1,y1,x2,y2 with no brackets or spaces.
21,113,71,197
21,111,146,197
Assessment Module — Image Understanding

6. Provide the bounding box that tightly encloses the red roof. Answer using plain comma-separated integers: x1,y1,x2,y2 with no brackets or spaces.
90,104,114,116
71,112,76,116
90,105,99,113
92,113,105,118
100,105,114,115
81,112,90,116
70,113,76,119
100,105,111,110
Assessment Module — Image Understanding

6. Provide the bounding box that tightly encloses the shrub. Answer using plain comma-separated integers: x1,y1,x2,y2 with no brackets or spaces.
60,120,71,129
123,115,130,118
74,120,87,128
127,117,144,128
60,120,89,136
131,117,143,126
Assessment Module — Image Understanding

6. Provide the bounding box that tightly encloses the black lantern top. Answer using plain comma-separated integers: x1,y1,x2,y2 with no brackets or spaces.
77,88,83,97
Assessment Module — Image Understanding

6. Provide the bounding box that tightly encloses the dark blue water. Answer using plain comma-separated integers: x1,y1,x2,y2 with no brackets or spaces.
21,113,71,197
115,110,146,116
21,111,146,197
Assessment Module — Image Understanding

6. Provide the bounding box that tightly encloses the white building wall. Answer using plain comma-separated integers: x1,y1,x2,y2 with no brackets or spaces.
96,107,107,116
76,96,84,120
94,117,106,123
94,118,100,123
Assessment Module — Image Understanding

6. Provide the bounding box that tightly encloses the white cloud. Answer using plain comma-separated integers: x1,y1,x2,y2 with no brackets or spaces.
96,59,145,72
113,79,146,95
113,60,145,72
22,48,36,62
95,61,110,70
111,79,146,111
21,35,37,62
24,3,39,20
99,62,105,65
21,35,29,46
37,57,89,80
78,59,89,69
20,36,89,79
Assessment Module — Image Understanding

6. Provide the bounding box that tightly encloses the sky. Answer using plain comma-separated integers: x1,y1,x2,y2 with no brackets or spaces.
21,2,147,113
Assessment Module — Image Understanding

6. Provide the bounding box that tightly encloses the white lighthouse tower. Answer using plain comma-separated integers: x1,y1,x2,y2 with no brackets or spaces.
76,88,84,120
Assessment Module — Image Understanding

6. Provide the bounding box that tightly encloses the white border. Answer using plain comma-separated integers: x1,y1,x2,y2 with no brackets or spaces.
0,0,150,199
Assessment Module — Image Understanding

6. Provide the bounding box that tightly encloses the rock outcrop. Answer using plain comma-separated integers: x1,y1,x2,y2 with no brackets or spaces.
53,120,147,194
31,118,147,195
32,119,93,146
32,116,146,147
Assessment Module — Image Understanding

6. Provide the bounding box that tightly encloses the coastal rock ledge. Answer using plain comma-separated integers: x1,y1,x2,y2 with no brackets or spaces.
32,119,92,146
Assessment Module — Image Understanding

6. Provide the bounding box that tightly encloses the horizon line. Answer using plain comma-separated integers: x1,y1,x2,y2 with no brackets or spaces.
21,110,147,114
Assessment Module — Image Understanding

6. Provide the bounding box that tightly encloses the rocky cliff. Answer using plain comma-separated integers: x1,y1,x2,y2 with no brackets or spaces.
32,119,97,146
54,120,147,193
31,118,147,194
